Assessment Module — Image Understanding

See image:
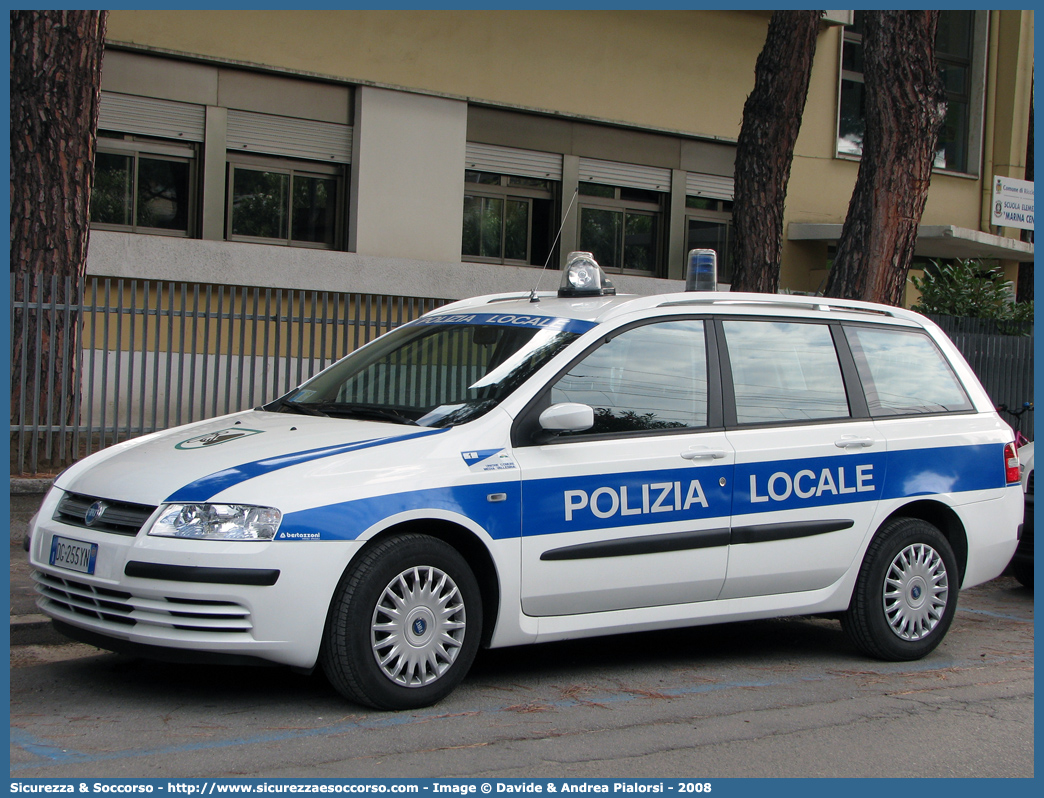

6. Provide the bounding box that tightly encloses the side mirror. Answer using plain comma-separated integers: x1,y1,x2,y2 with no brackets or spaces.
538,402,594,433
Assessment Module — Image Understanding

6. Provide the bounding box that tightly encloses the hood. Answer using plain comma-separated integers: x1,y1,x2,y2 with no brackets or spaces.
56,410,446,506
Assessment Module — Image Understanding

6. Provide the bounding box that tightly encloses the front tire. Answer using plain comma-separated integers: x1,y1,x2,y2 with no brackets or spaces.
321,533,482,710
843,517,958,661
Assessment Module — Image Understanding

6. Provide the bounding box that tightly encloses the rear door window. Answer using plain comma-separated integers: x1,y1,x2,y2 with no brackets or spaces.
721,320,850,425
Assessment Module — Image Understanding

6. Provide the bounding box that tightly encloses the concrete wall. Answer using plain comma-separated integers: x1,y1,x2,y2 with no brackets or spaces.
97,9,1033,297
104,10,766,143
101,49,353,124
86,232,683,299
351,87,466,262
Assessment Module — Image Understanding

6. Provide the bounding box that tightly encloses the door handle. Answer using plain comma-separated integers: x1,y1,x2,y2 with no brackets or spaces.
834,437,876,449
681,448,728,460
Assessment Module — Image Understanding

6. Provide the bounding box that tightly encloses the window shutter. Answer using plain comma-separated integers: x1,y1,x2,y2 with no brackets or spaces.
465,143,563,180
686,172,735,201
227,110,353,164
98,92,205,142
578,157,671,193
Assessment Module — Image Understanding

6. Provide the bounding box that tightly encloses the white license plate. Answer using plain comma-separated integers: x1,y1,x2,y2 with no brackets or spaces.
49,535,98,575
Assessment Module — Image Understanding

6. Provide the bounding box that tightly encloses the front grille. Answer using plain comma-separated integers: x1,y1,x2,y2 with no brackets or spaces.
33,572,134,626
33,571,253,635
54,492,157,536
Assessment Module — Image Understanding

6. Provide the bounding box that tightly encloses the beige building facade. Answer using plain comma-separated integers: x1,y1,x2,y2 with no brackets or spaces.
89,9,1034,303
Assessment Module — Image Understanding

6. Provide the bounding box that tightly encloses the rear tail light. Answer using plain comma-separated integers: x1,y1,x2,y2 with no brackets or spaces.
1004,442,1021,484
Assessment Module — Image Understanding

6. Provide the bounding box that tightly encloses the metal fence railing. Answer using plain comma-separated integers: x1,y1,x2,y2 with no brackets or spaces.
928,314,1034,442
10,273,447,475
10,278,1034,474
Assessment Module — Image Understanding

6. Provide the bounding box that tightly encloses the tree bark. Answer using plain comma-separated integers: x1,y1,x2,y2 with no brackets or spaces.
10,10,107,467
824,11,945,305
730,10,822,294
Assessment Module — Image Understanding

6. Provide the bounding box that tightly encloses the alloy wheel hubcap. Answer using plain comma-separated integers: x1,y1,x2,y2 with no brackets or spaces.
370,565,466,687
883,543,949,641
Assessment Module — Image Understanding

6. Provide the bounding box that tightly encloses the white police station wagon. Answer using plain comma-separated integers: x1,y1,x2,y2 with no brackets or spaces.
28,253,1024,710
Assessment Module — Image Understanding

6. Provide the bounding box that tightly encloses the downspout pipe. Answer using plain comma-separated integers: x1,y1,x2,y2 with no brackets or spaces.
980,11,1000,233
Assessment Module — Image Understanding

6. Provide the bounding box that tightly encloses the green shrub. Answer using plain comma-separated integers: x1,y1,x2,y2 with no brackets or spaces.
910,259,1033,322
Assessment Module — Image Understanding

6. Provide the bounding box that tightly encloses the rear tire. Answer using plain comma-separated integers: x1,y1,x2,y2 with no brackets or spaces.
1011,558,1033,588
321,533,482,710
843,517,958,661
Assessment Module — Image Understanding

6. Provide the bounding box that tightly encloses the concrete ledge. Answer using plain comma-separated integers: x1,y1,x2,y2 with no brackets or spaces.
87,231,686,301
11,478,54,495
788,222,1034,261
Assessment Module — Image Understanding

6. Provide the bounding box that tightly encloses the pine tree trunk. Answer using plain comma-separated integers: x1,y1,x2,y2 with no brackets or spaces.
10,10,107,469
730,10,822,294
824,11,945,305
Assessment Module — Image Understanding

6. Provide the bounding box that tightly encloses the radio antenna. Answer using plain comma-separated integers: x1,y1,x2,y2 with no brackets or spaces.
529,187,579,303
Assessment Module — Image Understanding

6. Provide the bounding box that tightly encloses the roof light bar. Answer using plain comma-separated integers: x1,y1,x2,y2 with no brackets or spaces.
685,248,718,292
558,252,616,298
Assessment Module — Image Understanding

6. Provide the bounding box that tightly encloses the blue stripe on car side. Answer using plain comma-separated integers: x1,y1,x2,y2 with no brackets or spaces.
165,427,451,503
277,481,522,541
521,464,733,538
881,444,1007,498
269,442,1010,542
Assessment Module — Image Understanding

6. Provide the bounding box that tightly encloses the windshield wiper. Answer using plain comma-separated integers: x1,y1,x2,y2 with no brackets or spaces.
315,403,419,425
277,399,329,417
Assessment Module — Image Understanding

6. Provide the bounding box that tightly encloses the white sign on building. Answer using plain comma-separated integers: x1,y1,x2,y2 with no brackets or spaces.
991,176,1034,231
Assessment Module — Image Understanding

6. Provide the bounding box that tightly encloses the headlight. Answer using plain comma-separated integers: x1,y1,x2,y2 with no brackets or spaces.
148,504,282,541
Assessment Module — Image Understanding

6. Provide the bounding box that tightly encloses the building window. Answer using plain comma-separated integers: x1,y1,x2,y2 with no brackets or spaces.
91,134,195,235
837,10,979,173
578,183,664,275
462,171,556,266
934,12,974,172
685,197,734,283
837,17,867,157
227,156,342,248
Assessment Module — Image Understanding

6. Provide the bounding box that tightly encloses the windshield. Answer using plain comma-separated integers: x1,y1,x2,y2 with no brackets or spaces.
268,313,593,427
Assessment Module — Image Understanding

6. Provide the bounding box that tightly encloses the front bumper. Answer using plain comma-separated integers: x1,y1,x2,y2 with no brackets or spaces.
28,489,360,669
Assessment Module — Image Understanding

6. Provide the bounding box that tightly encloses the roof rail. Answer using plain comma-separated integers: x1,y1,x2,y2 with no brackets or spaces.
656,294,901,318
431,292,534,315
485,292,551,305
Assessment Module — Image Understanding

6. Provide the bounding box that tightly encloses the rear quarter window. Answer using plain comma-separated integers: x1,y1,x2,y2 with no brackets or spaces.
844,325,974,416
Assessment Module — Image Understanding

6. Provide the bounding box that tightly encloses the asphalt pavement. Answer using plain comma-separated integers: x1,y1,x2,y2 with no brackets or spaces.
9,478,1033,778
